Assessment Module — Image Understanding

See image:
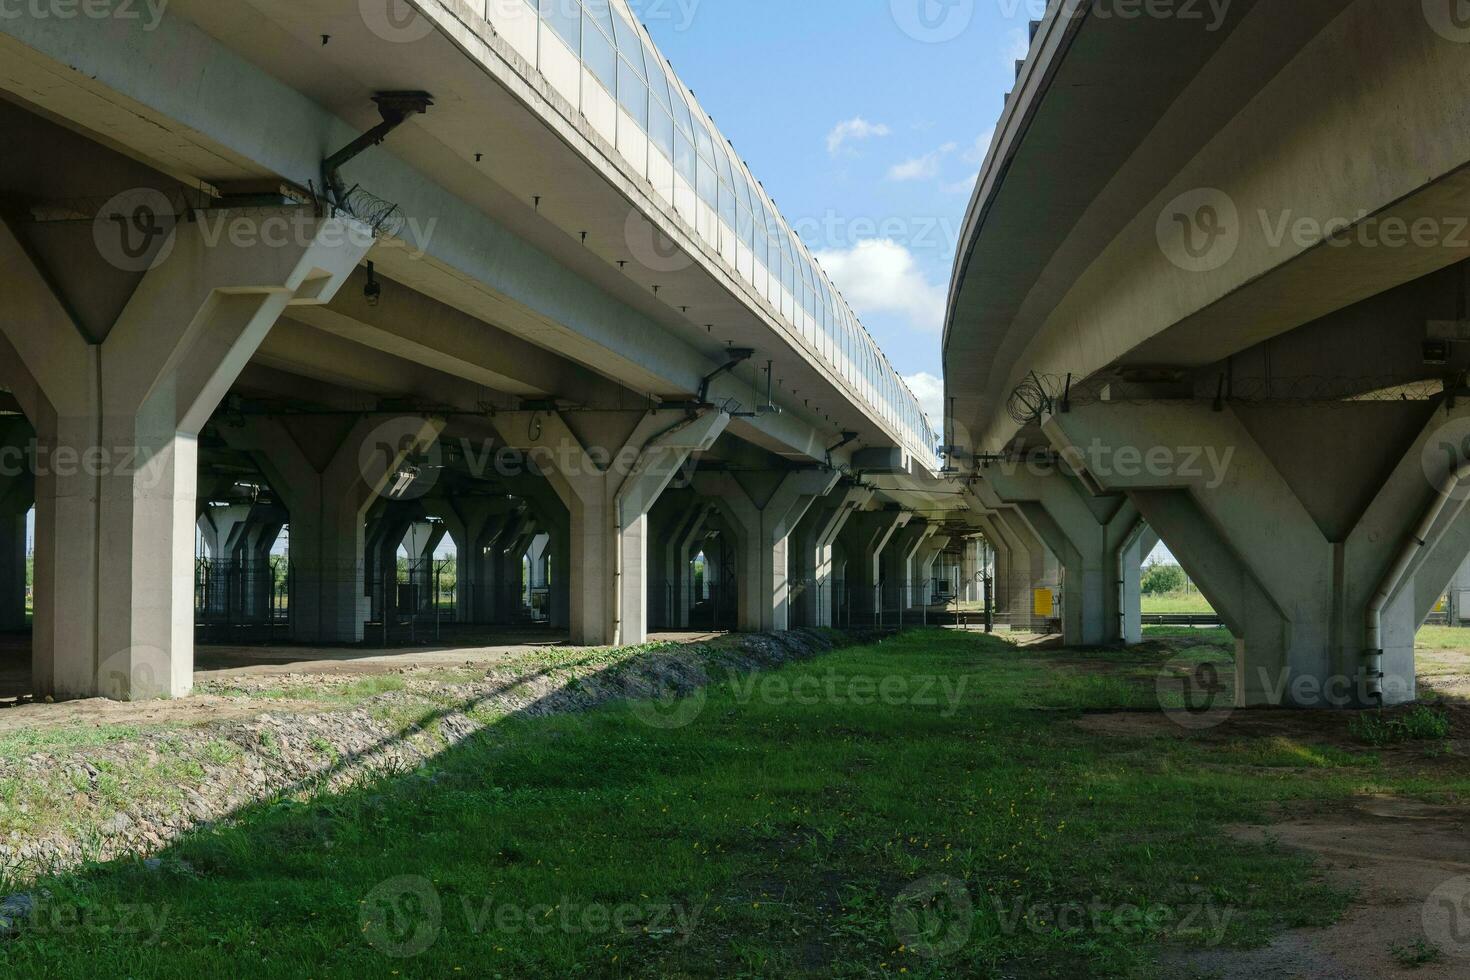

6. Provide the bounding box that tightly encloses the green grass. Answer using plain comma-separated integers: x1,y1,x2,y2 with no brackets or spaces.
1348,706,1452,746
0,724,148,761
1389,938,1443,967
1412,624,1470,650
1140,592,1215,614
4,629,1458,977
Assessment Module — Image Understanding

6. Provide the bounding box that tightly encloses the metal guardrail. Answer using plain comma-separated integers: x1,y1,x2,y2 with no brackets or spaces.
1140,613,1224,628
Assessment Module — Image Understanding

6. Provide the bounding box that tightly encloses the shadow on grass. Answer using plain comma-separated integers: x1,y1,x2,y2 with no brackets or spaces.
0,627,1358,979
2,629,904,976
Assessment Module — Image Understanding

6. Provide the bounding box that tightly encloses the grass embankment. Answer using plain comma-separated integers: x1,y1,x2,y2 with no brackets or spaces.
3,629,1467,977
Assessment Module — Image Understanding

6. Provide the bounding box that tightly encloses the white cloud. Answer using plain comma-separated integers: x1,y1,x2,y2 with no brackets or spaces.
813,239,948,334
941,170,979,196
962,128,995,166
887,142,957,182
826,117,891,156
903,371,946,426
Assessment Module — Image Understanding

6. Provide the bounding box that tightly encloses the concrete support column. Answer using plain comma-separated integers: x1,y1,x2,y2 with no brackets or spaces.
403,521,446,615
838,510,912,625
196,504,253,562
497,409,728,646
695,469,841,633
222,415,444,644
1117,521,1159,646
885,521,937,612
672,504,714,628
657,499,709,630
196,503,255,618
237,508,286,622
974,517,1016,623
0,210,370,699
426,497,516,625
472,509,524,625
913,535,953,608
491,513,535,625
988,509,1049,631
791,484,873,627
980,465,1140,647
0,466,30,632
1046,401,1470,706
509,480,571,631
960,539,981,603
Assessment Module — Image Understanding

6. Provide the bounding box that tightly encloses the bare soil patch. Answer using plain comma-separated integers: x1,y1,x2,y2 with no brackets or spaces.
1167,797,1470,979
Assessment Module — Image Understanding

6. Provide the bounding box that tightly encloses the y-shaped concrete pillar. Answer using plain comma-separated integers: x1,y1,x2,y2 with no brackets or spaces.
979,465,1140,647
236,506,286,622
1047,400,1470,706
425,496,518,625
672,503,715,628
653,497,708,629
694,469,842,633
497,410,728,646
0,209,371,698
980,508,1053,631
403,521,447,616
913,534,953,609
790,483,873,627
222,415,444,644
884,520,937,613
838,510,912,626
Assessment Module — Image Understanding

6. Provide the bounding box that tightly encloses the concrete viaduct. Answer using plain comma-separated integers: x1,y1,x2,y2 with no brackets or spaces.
0,0,984,701
944,0,1470,708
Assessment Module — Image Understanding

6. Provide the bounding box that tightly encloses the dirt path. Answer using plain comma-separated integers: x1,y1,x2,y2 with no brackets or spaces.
0,631,729,734
1167,797,1470,978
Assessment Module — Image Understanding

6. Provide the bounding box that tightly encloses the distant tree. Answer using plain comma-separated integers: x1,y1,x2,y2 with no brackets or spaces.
1142,563,1187,596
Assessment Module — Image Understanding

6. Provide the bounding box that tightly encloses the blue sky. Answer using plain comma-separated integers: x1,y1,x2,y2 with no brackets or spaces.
641,0,1032,424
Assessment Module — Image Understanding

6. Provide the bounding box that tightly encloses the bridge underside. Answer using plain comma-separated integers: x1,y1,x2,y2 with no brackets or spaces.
945,0,1470,709
0,83,964,703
